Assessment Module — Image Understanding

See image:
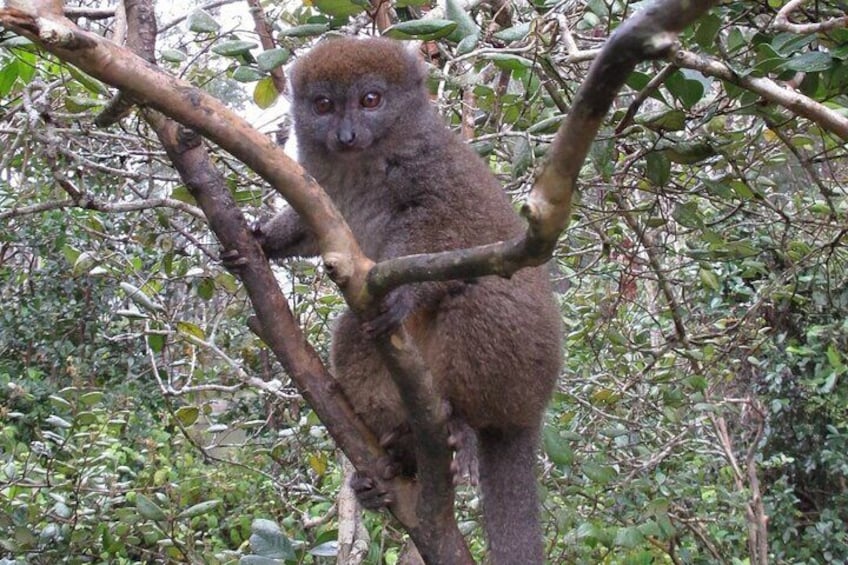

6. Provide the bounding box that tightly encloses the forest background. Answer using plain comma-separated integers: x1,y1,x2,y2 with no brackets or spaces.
1,0,847,563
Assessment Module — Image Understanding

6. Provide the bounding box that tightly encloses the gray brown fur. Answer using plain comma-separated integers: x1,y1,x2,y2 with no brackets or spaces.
258,37,562,564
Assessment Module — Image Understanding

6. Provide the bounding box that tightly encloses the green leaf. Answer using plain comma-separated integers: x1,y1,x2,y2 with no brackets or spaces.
174,406,200,427
0,60,19,98
232,188,264,206
171,185,197,204
79,391,104,407
253,76,280,109
160,49,187,63
832,41,848,60
50,394,73,410
493,22,531,43
456,33,479,56
582,461,616,485
542,426,574,466
636,109,686,132
384,20,458,41
626,71,668,105
61,244,81,265
511,137,533,178
73,251,98,276
826,344,843,370
178,500,221,519
575,521,606,543
3,462,17,480
121,282,164,313
188,9,221,33
196,277,215,300
782,51,833,72
0,36,33,48
278,23,330,37
314,0,366,17
248,519,296,560
661,141,716,165
699,268,721,291
15,49,36,83
76,411,97,426
645,152,670,187
614,526,645,548
147,333,165,353
665,70,704,109
445,0,479,41
64,96,101,113
471,140,494,156
309,541,339,556
176,321,205,339
527,114,563,134
754,43,786,75
67,65,108,95
589,137,615,182
486,53,534,72
46,414,72,429
693,13,720,50
136,494,167,522
233,66,265,82
212,40,258,57
726,27,746,55
730,180,755,199
672,201,703,228
821,372,838,393
256,48,291,71
772,32,816,56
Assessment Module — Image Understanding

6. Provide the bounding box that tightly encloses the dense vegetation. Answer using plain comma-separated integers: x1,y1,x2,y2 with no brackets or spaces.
1,0,847,563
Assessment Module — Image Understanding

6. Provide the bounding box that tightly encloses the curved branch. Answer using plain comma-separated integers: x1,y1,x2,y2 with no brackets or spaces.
0,6,364,281
370,0,718,294
10,1,467,560
774,0,848,34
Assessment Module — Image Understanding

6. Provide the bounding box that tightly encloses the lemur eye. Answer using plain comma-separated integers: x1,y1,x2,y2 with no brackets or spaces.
360,92,382,109
313,97,334,115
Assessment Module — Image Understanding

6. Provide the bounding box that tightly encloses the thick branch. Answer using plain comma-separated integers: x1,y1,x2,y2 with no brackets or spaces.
146,112,385,473
370,0,718,294
530,0,716,240
0,7,366,286
10,3,467,560
115,0,382,474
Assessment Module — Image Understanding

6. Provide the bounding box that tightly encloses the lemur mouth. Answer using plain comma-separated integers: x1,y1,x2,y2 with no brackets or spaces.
332,144,368,155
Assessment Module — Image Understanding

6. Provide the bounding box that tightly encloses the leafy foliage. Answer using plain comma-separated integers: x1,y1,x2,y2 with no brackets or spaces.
2,0,848,563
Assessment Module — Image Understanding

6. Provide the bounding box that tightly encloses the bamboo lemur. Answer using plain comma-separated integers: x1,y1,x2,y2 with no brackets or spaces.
257,37,561,564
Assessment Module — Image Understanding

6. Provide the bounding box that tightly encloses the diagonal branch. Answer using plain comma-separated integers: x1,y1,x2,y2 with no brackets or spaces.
673,48,848,141
369,0,718,296
118,1,468,561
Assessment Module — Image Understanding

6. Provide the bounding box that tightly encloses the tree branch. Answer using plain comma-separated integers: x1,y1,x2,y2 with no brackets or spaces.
0,2,722,562
370,0,718,294
117,1,468,561
774,0,848,34
0,196,204,221
245,0,287,95
672,48,848,141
